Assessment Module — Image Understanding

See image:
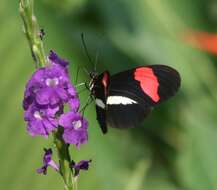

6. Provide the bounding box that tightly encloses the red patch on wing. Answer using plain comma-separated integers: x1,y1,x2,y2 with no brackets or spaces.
102,72,109,88
134,67,160,102
102,71,110,96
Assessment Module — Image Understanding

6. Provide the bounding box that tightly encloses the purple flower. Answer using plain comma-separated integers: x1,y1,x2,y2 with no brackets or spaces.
68,98,80,112
71,160,91,177
59,112,88,148
49,50,69,67
23,64,77,110
25,105,58,137
37,148,59,175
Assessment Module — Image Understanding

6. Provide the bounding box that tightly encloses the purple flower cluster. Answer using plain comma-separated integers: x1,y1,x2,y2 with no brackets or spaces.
23,51,88,148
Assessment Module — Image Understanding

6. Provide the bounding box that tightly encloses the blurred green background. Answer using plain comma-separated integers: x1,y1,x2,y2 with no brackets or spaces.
1,0,217,190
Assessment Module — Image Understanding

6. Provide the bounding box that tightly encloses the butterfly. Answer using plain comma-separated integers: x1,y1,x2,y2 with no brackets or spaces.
88,65,181,134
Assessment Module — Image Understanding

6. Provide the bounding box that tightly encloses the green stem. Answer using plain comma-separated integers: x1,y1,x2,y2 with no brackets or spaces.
54,128,74,190
19,0,46,68
73,177,78,190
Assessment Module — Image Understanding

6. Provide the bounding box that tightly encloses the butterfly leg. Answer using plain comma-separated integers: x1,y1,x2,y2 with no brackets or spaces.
79,95,94,117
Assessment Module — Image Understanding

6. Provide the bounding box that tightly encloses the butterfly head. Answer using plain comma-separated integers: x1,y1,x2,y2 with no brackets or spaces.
88,71,98,93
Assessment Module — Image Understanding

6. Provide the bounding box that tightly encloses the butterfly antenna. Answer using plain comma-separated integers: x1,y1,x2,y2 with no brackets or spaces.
74,65,89,85
82,67,89,75
81,33,94,69
94,48,100,72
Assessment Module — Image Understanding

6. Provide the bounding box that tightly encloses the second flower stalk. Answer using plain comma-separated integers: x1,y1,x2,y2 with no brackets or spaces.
54,129,91,190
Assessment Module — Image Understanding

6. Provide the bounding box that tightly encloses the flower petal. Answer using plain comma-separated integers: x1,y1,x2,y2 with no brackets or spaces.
27,120,48,137
72,160,91,177
67,84,77,97
25,105,58,137
49,50,69,67
42,119,57,134
56,87,68,102
63,128,88,148
37,166,47,175
48,160,59,171
37,148,59,175
36,88,60,106
69,98,80,112
59,112,77,128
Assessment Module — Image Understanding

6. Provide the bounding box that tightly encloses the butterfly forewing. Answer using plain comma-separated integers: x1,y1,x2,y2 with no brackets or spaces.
105,65,181,129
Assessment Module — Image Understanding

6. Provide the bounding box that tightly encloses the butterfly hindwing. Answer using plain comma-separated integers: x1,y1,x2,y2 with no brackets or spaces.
106,102,152,129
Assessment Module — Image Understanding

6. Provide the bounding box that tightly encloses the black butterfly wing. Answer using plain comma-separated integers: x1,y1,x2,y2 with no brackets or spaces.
106,65,181,129
148,65,181,103
92,71,110,133
106,102,152,129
